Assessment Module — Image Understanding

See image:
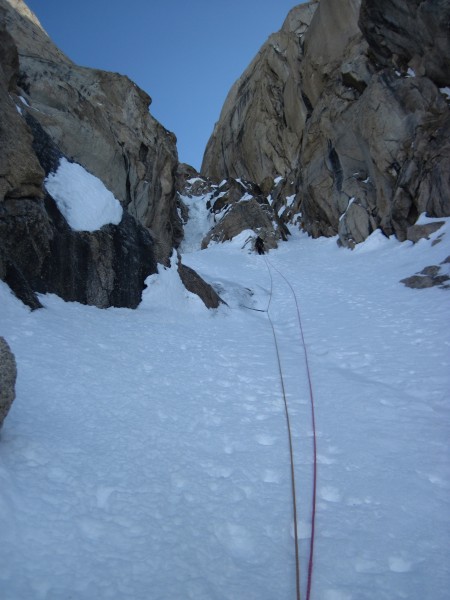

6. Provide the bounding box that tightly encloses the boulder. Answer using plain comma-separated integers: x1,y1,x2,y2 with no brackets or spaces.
338,201,377,248
401,259,450,290
0,337,17,430
177,262,223,309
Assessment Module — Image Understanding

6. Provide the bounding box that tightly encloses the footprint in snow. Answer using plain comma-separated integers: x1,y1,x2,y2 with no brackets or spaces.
213,522,257,562
255,433,277,446
317,454,336,465
263,469,280,483
96,486,116,509
319,485,342,502
389,556,412,573
354,558,384,574
324,589,353,600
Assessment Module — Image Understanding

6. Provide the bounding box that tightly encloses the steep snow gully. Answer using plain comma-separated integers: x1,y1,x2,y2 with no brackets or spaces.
0,192,449,599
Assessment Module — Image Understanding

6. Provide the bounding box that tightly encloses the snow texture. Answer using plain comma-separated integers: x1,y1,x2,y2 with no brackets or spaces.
0,205,449,599
44,158,123,231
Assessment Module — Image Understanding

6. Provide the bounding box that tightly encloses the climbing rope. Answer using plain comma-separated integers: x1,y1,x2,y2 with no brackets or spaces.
264,257,301,600
266,257,318,600
239,251,318,599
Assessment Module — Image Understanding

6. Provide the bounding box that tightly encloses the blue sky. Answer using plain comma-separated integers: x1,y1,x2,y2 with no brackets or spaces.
24,0,300,170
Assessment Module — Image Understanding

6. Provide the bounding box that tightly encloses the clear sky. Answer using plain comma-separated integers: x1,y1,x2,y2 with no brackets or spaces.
24,0,301,170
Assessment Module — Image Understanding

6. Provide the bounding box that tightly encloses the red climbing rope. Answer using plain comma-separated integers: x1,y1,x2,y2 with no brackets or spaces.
265,258,302,600
265,257,318,600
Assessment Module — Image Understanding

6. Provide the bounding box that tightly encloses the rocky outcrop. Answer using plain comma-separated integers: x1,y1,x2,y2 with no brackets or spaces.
0,26,44,203
199,178,288,250
406,221,446,244
201,0,450,248
176,167,289,253
0,337,17,430
401,259,450,290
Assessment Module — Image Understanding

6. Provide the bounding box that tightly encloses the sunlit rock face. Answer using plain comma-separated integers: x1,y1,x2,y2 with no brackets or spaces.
201,2,319,186
201,0,450,248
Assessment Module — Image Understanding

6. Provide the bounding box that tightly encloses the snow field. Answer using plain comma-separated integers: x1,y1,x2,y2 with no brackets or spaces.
0,204,449,599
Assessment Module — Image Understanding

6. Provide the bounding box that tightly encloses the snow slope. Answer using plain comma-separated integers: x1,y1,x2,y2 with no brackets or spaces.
0,204,449,599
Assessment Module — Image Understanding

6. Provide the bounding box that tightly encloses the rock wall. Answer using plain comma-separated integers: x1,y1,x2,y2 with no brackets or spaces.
201,0,450,247
1,0,181,263
201,2,319,184
0,0,191,309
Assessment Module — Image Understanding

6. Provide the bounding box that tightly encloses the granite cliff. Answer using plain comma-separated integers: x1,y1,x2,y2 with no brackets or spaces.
0,0,190,309
1,0,449,311
202,0,450,248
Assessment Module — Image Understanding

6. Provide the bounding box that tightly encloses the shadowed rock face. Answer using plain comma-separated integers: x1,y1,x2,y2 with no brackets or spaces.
359,0,450,87
201,0,450,247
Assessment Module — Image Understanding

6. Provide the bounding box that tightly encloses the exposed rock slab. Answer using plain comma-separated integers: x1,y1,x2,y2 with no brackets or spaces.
0,337,17,430
0,15,158,309
406,222,445,244
178,262,223,309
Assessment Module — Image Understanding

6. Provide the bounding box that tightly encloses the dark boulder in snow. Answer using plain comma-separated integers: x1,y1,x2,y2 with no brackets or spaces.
401,262,450,290
0,337,17,431
178,262,223,309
